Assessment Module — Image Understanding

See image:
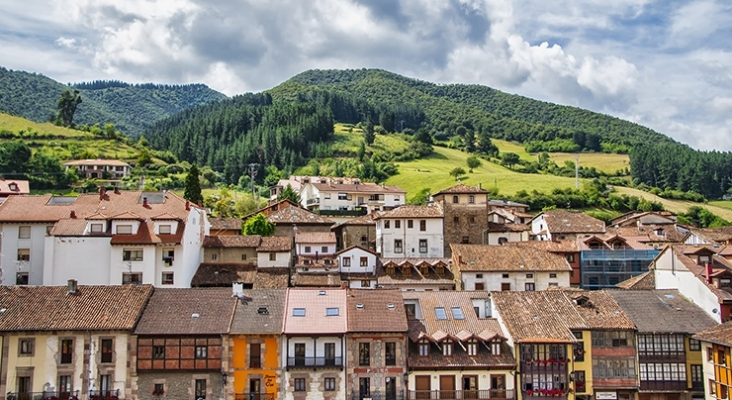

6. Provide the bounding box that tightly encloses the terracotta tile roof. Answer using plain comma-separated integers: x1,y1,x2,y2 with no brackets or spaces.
0,284,153,331
0,179,30,195
606,225,687,244
607,289,718,334
230,289,287,335
491,291,585,343
508,240,579,253
256,236,293,252
489,199,529,208
311,182,405,194
295,231,336,244
291,273,343,287
110,211,143,220
50,218,90,236
451,244,572,272
569,291,636,330
267,205,334,225
691,226,732,244
375,204,443,219
202,235,262,248
151,212,181,220
254,269,290,289
377,258,454,288
536,210,605,234
190,263,258,287
347,289,408,332
134,288,236,335
209,217,242,231
334,212,381,226
110,220,184,245
433,184,489,195
283,288,348,334
694,320,732,346
63,159,130,167
241,199,301,221
615,271,656,290
335,245,379,257
487,221,531,232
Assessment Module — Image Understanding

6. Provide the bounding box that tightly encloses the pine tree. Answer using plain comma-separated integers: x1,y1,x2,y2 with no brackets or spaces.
278,184,302,204
184,164,203,204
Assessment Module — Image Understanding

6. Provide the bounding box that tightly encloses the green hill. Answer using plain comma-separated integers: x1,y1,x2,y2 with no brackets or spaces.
0,67,227,137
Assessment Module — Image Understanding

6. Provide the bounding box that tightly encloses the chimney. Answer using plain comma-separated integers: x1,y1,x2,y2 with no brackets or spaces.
143,197,149,207
70,210,77,219
341,281,349,289
67,279,78,295
706,262,713,284
458,255,463,264
114,186,120,195
99,187,105,199
185,201,190,211
232,282,244,297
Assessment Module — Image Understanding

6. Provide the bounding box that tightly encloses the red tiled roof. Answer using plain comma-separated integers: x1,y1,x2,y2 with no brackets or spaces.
283,288,348,334
347,289,408,332
535,210,605,234
190,263,258,287
134,288,236,335
110,220,184,245
267,205,334,225
433,184,489,195
375,204,443,219
615,271,656,290
209,217,243,231
0,179,30,195
451,244,572,272
257,236,293,252
311,182,405,193
202,235,262,248
295,231,336,244
695,320,732,346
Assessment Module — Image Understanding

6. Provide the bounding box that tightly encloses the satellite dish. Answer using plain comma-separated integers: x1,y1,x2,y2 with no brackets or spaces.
713,308,719,314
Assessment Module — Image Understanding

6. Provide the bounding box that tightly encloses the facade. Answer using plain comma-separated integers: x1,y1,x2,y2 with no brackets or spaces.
266,205,335,238
209,218,244,236
0,283,153,400
300,182,406,217
694,321,732,400
431,184,490,252
63,159,131,180
404,291,516,400
282,288,348,400
483,222,530,245
332,212,380,251
256,237,294,269
375,205,444,259
450,244,572,291
530,211,605,241
336,246,379,288
377,259,454,291
577,234,660,290
508,241,581,286
229,288,287,400
203,235,261,264
0,190,207,287
608,290,719,400
134,288,236,400
346,290,409,400
0,178,30,197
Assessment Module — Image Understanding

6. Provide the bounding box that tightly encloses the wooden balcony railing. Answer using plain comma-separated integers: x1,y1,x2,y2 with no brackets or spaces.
6,392,79,400
407,389,514,400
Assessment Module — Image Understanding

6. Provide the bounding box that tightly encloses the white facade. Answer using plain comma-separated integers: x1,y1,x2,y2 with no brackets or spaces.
406,370,514,395
376,218,444,258
0,223,54,285
297,242,336,256
257,251,292,268
483,230,528,246
338,247,378,275
531,214,551,241
460,270,571,291
282,335,346,400
300,183,405,213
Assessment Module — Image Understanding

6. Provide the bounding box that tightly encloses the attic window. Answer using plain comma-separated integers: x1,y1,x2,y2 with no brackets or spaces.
90,223,104,233
386,266,395,275
435,307,447,320
451,307,464,320
319,290,326,296
257,306,269,315
8,183,17,191
698,255,711,265
293,308,306,317
356,303,364,310
387,303,395,310
326,307,339,316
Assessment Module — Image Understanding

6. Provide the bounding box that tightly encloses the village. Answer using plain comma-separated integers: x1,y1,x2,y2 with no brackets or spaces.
0,175,731,400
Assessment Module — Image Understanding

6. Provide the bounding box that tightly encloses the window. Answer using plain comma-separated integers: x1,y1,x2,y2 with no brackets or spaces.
359,257,368,267
293,308,306,317
359,343,370,366
359,378,370,398
689,339,701,351
549,273,557,278
116,224,132,234
419,239,428,253
122,272,142,285
454,216,460,224
593,357,637,379
491,341,501,355
574,341,585,362
434,307,448,320
250,343,261,368
338,193,348,200
525,283,535,291
60,339,73,364
452,195,459,203
574,371,586,393
269,252,276,261
101,339,113,363
211,253,218,261
452,307,464,320
469,216,476,223
385,342,396,366
88,223,103,233
361,280,370,287
294,378,306,392
195,345,207,359
394,239,403,253
162,272,174,285
122,249,143,261
393,220,400,229
419,339,429,356
241,254,247,261
405,304,416,318
324,377,336,391
468,195,475,204
407,220,413,229
443,339,453,356
720,349,727,365
304,246,311,253
566,254,575,262
501,282,511,291
691,364,703,384
16,273,29,285
592,331,632,347
153,346,165,359
502,273,509,278
385,220,390,229
326,307,339,316
708,347,714,362
467,340,478,356
321,246,328,253
342,257,351,267
17,249,30,261
461,236,469,244
18,226,31,239
19,338,34,356
153,383,165,396
419,220,426,231
59,376,72,396
18,376,31,395
475,282,485,290
195,379,207,400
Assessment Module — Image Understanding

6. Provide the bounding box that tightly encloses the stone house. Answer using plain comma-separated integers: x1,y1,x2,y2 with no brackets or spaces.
431,184,490,253
331,212,381,251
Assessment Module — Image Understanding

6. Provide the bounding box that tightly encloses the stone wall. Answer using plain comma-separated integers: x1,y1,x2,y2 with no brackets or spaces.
137,371,222,400
440,202,489,256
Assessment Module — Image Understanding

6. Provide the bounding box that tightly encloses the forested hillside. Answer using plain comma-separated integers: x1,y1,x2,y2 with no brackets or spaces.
0,67,226,137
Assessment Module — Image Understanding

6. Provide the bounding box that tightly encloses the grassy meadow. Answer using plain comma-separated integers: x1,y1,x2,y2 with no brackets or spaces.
492,139,630,174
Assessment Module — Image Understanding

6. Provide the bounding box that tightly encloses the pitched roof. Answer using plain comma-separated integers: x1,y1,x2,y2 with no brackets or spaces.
607,290,718,334
254,269,290,289
334,212,381,227
508,240,579,253
375,204,443,219
190,263,258,287
202,235,262,248
690,226,732,244
0,179,30,195
63,159,130,167
335,245,379,257
694,320,732,346
377,259,454,287
616,271,656,290
433,184,489,195
209,217,243,231
488,199,529,208
267,205,334,225
134,288,236,335
109,219,185,245
311,182,405,194
283,288,348,334
668,246,732,303
451,244,572,272
0,284,153,332
487,221,531,233
291,273,343,287
257,236,293,252
535,210,605,234
230,289,287,335
295,231,336,244
347,289,408,332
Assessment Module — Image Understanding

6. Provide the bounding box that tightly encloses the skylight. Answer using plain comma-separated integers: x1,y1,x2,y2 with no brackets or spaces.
435,307,447,320
326,307,339,316
293,308,306,316
452,307,464,320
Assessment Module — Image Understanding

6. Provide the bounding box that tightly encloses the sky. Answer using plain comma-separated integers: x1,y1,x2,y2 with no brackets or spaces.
1,0,731,151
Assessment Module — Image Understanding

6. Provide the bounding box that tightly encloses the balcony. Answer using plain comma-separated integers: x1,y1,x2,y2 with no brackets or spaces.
353,391,404,400
235,393,275,400
7,392,79,400
314,209,367,217
88,389,120,400
408,390,514,400
287,356,343,369
306,198,320,205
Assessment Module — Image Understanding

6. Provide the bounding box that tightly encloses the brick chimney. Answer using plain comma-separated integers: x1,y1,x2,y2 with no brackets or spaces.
99,187,105,199
114,186,120,195
185,201,190,211
70,210,77,219
143,197,149,207
706,262,713,284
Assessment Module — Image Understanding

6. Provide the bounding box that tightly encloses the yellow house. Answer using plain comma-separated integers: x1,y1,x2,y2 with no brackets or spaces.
694,320,732,399
0,283,152,400
229,288,287,400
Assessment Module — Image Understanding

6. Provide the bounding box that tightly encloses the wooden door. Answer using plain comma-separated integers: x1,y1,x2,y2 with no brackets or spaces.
440,375,455,400
490,375,506,398
501,283,511,291
415,376,430,400
462,376,478,399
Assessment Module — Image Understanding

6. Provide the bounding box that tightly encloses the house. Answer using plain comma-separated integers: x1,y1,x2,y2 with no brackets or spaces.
375,204,444,258
450,244,572,291
336,246,379,289
134,288,236,400
615,270,656,290
331,212,381,251
507,240,581,286
209,218,243,235
608,290,718,400
575,233,660,289
693,320,732,400
229,288,287,400
608,211,677,227
492,290,638,400
685,226,732,246
256,237,294,269
431,184,490,249
203,235,261,264
63,159,131,180
488,199,529,214
0,283,153,400
377,258,455,291
299,181,406,218
530,210,605,241
190,263,259,288
346,290,408,400
242,199,302,221
266,205,335,238
282,288,347,400
0,189,208,287
296,232,337,259
292,232,339,287
270,176,363,201
484,222,531,245
404,291,516,400
0,178,29,197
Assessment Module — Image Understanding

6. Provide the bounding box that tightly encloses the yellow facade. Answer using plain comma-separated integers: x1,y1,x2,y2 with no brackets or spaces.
573,330,593,398
231,335,281,398
712,344,732,398
685,337,704,390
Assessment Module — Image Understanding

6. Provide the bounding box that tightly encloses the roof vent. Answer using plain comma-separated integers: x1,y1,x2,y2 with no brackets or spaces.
319,290,326,296
192,313,200,318
67,279,78,295
257,306,270,315
356,303,364,310
387,303,395,310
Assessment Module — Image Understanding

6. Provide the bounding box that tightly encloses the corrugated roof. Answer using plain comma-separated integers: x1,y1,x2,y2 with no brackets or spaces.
283,288,347,334
347,289,408,332
451,244,572,272
134,288,235,335
230,289,287,335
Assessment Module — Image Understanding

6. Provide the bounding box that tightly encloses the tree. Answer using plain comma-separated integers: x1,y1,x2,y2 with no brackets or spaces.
500,152,520,169
357,140,366,161
278,184,302,204
449,167,466,180
408,188,432,205
184,164,203,204
363,119,375,145
466,156,482,172
243,213,275,236
56,89,82,127
379,111,396,132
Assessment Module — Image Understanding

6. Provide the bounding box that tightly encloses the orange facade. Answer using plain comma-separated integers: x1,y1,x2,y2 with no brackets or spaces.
231,336,281,399
713,344,732,398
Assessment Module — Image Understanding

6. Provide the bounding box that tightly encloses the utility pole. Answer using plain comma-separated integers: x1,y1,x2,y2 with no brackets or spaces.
248,163,259,198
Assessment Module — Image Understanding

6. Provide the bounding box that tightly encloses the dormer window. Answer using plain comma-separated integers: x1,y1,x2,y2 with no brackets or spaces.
159,225,172,234
699,255,711,265
116,225,132,235
467,339,478,356
442,339,453,356
721,279,731,288
491,340,502,355
420,266,429,276
402,265,411,276
9,183,17,191
419,339,430,356
436,265,444,275
90,223,104,233
386,266,395,275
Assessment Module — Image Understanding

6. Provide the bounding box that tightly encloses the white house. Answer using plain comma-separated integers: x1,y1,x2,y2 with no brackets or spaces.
0,189,208,287
63,159,131,180
375,204,444,258
300,181,406,215
336,246,379,288
295,231,337,257
256,236,293,269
